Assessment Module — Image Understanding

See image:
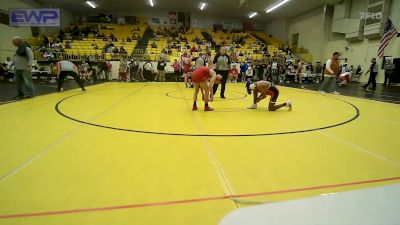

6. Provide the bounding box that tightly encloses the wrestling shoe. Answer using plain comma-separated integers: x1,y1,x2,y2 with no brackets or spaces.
247,104,257,109
13,95,24,100
192,105,198,111
286,100,292,111
204,105,214,111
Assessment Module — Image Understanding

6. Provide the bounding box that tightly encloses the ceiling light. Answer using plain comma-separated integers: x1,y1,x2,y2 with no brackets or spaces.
200,2,206,10
249,12,258,18
266,0,290,13
86,1,96,8
150,0,154,7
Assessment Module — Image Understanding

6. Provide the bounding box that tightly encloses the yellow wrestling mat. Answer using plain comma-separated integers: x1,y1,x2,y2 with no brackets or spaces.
0,82,399,225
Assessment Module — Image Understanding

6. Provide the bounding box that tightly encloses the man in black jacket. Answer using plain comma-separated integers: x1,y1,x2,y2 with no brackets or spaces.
213,47,231,99
155,59,166,82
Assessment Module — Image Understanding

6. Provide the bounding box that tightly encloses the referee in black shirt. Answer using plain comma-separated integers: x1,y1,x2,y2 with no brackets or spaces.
213,47,231,99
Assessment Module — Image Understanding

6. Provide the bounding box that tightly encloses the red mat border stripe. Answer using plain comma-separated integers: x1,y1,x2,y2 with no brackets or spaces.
1,177,399,219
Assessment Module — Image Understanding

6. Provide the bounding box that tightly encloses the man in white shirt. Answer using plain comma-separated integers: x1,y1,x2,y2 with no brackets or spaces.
143,60,154,81
319,52,340,94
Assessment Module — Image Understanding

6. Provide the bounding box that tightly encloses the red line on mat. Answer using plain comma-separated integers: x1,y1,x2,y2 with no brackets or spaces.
1,176,399,219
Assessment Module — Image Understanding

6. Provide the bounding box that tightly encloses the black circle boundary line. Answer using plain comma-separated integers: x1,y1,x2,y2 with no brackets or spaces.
55,92,360,137
166,91,248,101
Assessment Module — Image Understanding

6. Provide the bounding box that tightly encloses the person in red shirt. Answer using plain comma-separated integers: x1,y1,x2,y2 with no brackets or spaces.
190,46,197,54
229,64,239,83
192,62,222,111
172,59,181,82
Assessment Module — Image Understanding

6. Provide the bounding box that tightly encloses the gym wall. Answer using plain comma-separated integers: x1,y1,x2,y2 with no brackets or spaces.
0,0,33,62
265,0,399,84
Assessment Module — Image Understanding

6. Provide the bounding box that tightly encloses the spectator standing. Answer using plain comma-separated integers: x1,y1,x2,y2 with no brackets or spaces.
240,62,249,82
319,52,340,94
10,37,35,99
314,62,323,83
194,53,206,69
119,59,129,82
130,61,138,81
137,61,144,81
383,58,395,86
172,59,181,82
156,59,166,82
256,61,265,81
296,59,303,83
143,60,154,81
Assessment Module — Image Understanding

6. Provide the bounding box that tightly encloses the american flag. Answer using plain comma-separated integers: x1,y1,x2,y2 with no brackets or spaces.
378,19,398,58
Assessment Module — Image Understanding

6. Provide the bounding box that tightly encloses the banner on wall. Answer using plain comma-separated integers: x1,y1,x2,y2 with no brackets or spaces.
151,17,160,24
192,19,213,28
138,16,147,25
9,8,60,27
242,22,253,31
169,11,176,24
232,22,242,30
223,21,233,30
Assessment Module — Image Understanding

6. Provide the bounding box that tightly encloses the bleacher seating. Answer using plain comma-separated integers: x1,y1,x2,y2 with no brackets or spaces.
32,23,296,63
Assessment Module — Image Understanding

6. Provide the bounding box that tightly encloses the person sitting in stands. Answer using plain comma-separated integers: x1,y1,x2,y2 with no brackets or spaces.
127,37,132,42
113,47,119,54
231,50,238,62
160,50,167,60
82,67,93,83
151,41,157,48
65,42,72,49
120,46,127,54
190,46,197,54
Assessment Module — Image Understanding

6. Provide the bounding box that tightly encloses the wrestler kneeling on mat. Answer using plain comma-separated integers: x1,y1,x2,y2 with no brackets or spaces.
247,80,292,111
192,66,222,111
